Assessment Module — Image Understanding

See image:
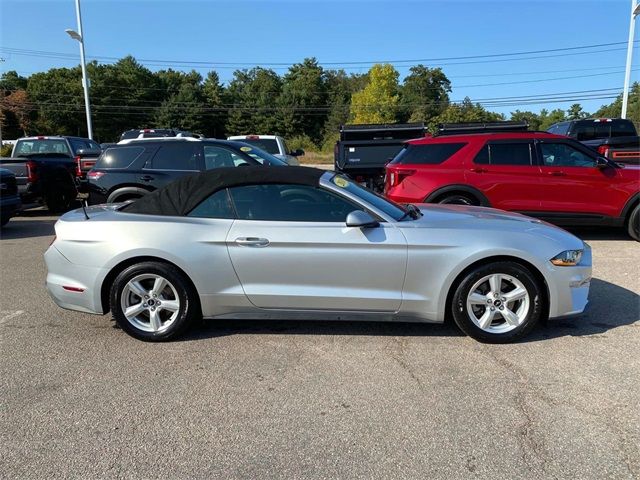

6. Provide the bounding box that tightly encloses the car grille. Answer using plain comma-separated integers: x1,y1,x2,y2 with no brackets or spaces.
0,176,18,197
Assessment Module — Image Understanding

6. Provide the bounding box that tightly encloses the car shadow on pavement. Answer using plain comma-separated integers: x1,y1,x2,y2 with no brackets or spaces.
0,218,56,240
182,278,638,343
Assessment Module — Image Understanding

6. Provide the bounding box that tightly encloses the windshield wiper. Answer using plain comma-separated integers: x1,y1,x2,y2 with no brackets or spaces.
398,203,422,221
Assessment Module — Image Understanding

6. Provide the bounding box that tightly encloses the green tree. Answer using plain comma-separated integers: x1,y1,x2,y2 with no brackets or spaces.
226,67,283,135
202,71,227,138
153,83,206,133
398,65,451,123
0,71,28,91
350,64,400,124
278,58,327,145
538,108,567,131
428,97,503,132
509,110,542,130
566,103,589,121
594,82,640,125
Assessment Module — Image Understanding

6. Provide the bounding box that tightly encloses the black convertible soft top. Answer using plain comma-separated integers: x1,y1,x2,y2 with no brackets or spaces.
122,166,326,216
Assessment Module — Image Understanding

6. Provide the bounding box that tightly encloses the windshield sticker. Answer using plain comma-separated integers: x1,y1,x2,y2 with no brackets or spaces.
240,146,252,152
333,177,349,188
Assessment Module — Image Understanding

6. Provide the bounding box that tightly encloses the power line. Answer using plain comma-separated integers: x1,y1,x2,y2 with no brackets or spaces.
1,40,637,69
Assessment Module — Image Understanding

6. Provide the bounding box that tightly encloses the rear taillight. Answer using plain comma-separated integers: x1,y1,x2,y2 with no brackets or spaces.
387,169,416,187
597,145,610,158
87,170,105,181
26,160,38,183
75,156,82,177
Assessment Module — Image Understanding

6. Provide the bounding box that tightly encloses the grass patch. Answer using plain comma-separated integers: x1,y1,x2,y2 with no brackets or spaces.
299,151,334,165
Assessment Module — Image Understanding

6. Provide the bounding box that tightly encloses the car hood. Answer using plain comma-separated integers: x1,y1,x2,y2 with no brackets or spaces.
399,203,583,247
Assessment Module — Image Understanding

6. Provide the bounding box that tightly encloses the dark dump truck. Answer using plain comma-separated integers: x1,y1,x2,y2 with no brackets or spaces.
0,136,101,212
547,118,640,164
334,123,426,191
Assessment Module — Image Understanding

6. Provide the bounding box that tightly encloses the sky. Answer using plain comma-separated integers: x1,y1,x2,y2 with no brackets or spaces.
1,0,638,116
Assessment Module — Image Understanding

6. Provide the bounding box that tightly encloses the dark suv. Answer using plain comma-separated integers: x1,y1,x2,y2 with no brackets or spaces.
87,138,286,204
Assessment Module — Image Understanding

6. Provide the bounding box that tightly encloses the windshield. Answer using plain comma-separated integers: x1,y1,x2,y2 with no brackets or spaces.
237,138,280,154
328,174,408,221
236,144,287,166
14,139,71,157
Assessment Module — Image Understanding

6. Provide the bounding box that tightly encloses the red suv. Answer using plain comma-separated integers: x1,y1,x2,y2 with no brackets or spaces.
384,131,640,240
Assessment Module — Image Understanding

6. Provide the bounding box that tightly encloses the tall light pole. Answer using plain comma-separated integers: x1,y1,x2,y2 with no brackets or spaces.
65,0,93,139
621,0,640,119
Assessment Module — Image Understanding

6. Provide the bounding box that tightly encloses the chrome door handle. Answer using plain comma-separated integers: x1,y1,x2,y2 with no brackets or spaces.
548,171,566,176
471,168,488,173
139,175,154,181
235,237,270,247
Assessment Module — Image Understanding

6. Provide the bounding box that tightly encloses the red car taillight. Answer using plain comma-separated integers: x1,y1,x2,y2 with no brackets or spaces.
387,169,416,187
75,155,82,177
597,145,610,158
26,160,38,183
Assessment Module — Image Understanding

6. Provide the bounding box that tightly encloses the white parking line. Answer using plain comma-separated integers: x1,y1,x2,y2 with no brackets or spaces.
0,310,25,325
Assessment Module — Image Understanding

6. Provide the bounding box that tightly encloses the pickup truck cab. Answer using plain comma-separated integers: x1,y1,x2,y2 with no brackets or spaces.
0,136,101,212
227,135,303,165
548,118,640,164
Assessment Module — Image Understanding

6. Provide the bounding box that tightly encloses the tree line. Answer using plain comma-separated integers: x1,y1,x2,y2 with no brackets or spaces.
1,56,638,150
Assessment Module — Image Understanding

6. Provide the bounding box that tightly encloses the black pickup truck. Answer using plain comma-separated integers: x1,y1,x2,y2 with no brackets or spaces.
334,123,426,191
0,136,101,212
547,118,640,164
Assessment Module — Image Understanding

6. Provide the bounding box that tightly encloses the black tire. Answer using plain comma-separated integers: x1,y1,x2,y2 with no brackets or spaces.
110,261,199,341
437,194,477,206
451,261,544,343
46,185,76,213
0,216,10,227
627,204,640,241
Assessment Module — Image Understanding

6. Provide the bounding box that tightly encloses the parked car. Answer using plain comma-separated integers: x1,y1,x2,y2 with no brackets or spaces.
46,166,591,343
547,118,640,164
87,137,286,204
0,136,101,212
120,128,202,141
384,124,640,240
227,135,303,165
0,168,21,227
334,123,426,192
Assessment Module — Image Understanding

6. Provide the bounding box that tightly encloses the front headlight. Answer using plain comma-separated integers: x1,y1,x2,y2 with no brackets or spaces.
550,250,583,266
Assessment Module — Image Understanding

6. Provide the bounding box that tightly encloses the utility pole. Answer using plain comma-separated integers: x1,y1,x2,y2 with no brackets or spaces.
621,0,640,119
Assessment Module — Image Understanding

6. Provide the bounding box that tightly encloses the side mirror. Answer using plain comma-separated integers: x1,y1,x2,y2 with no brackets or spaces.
346,210,379,228
595,157,609,169
292,149,305,157
76,148,102,157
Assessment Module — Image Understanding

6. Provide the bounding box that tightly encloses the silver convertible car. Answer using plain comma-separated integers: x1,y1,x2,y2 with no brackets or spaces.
45,166,591,343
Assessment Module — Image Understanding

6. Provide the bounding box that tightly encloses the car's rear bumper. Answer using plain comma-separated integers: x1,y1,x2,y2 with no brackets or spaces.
45,245,106,315
1,195,21,219
547,245,592,319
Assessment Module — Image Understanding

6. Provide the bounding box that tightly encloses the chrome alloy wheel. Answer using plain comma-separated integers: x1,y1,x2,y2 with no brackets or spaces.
466,273,530,334
120,274,180,333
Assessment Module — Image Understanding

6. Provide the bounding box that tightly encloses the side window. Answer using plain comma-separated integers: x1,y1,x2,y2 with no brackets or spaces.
148,143,199,170
89,140,101,150
281,140,289,155
228,184,359,222
540,143,596,168
96,147,145,169
203,146,251,169
69,139,90,153
555,123,570,136
187,189,235,219
473,143,532,166
391,143,465,165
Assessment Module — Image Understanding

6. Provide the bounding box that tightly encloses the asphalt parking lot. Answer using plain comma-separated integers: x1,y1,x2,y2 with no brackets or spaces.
1,210,639,479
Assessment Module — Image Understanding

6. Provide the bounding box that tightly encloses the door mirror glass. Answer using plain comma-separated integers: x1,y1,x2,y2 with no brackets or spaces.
345,210,379,228
291,149,305,157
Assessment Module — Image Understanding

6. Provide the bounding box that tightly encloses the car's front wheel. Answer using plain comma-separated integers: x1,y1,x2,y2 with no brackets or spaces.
451,261,544,343
627,204,640,241
110,261,199,341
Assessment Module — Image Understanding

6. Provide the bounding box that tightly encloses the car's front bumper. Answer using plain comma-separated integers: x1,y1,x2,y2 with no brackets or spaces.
547,244,592,319
44,245,106,315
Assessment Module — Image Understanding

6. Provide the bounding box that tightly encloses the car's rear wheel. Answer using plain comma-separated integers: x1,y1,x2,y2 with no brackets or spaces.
451,261,543,343
437,193,477,206
110,261,198,341
627,204,640,241
46,185,76,213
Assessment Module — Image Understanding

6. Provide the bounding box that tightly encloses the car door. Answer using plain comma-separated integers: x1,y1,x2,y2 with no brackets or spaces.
465,140,543,211
536,139,627,218
225,183,408,312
